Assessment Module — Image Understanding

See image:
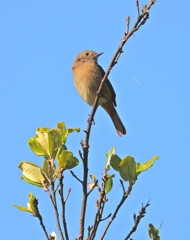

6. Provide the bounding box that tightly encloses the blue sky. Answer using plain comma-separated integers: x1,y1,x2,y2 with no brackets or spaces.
0,0,189,239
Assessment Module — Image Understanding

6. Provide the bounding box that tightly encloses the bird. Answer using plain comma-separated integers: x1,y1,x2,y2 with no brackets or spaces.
71,50,126,136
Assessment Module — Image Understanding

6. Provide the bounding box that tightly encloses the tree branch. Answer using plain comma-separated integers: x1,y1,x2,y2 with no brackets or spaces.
100,183,134,240
35,205,50,240
88,173,108,240
58,172,70,240
87,180,98,197
47,161,65,240
124,200,150,240
79,146,89,237
49,183,65,240
70,170,83,184
120,179,125,195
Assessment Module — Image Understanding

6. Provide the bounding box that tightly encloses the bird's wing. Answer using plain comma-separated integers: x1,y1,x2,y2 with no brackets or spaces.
97,64,117,107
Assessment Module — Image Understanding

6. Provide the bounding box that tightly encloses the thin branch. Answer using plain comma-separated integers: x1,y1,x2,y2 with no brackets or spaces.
47,161,65,240
89,195,106,240
58,172,69,240
54,184,59,193
87,226,93,239
126,16,130,35
124,200,150,240
87,180,98,197
78,141,89,238
70,170,83,184
120,179,125,195
136,0,140,17
100,183,134,240
38,216,50,239
64,188,71,204
88,172,108,240
35,206,50,240
79,160,88,236
50,182,65,240
100,213,112,222
78,149,84,161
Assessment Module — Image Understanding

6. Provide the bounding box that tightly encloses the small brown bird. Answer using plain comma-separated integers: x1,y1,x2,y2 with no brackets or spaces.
72,50,126,136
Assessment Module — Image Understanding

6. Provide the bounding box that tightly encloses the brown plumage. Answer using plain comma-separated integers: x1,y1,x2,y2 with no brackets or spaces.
72,50,126,136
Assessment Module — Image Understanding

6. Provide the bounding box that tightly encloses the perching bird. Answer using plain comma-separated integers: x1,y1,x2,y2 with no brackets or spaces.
72,50,126,136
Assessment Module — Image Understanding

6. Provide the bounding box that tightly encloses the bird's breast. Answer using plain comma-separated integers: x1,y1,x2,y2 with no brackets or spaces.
73,63,103,106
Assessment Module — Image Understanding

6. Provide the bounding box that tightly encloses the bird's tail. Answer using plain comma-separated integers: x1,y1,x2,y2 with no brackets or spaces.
102,102,126,136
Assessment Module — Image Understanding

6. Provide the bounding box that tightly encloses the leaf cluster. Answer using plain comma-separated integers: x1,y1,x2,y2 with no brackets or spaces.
17,122,80,189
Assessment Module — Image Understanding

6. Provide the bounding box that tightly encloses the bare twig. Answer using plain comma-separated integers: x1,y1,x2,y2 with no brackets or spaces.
100,213,112,222
54,184,59,193
120,179,125,195
38,215,50,239
64,188,71,204
58,172,69,240
50,182,65,240
124,200,150,240
88,172,108,240
87,180,98,197
79,149,84,161
126,16,130,35
46,161,65,240
35,203,50,240
136,0,140,16
87,226,93,239
100,183,134,240
79,155,88,236
70,170,83,184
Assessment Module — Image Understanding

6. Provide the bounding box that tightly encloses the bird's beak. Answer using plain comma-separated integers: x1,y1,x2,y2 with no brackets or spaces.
97,52,103,57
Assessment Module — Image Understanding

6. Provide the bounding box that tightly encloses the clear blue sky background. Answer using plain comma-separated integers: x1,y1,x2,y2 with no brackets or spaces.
0,1,189,239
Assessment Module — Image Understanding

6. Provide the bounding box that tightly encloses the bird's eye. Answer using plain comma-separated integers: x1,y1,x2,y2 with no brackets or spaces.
84,52,89,56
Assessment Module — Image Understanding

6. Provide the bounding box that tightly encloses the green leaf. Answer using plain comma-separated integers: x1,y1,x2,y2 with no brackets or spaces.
57,150,79,170
36,128,55,157
105,147,116,170
13,205,32,213
21,175,44,187
105,147,116,158
110,154,122,171
105,174,114,194
52,122,80,144
28,192,39,215
56,144,67,160
28,136,47,156
51,124,80,166
28,128,55,158
136,155,159,176
67,127,80,135
51,122,68,146
28,122,80,159
13,193,39,216
148,223,160,240
18,161,48,187
119,156,136,182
